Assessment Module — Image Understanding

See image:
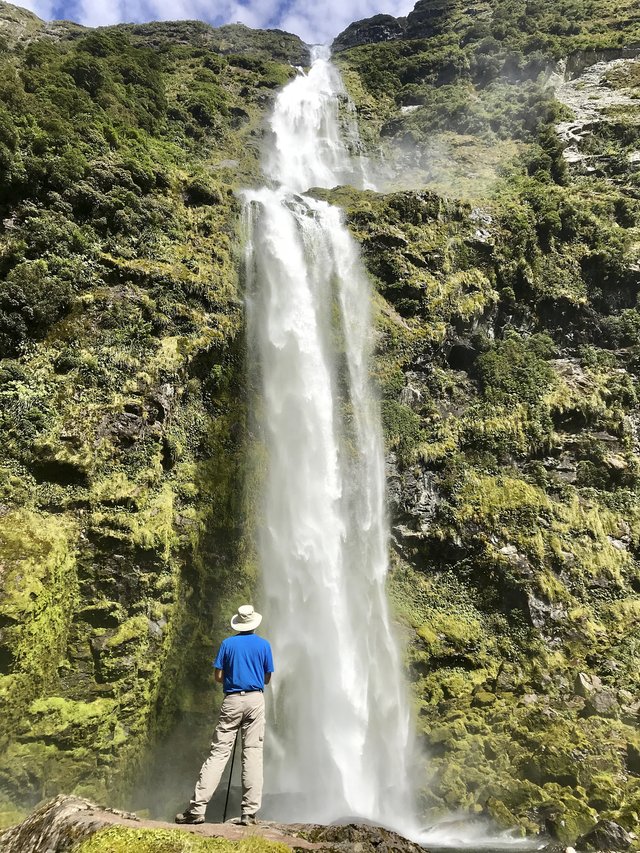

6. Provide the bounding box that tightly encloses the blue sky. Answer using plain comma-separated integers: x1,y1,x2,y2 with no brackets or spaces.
16,0,416,44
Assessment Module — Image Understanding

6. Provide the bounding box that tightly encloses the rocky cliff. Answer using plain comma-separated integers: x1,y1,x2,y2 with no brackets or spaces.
0,1,305,826
0,0,639,847
330,0,640,843
333,0,640,52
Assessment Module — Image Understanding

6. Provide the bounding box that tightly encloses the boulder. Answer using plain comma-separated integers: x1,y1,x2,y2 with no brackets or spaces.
305,821,427,852
576,819,633,851
574,672,602,697
583,690,619,718
526,592,567,630
625,742,640,775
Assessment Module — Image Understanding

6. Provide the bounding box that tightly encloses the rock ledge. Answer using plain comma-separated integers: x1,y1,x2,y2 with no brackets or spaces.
0,795,427,853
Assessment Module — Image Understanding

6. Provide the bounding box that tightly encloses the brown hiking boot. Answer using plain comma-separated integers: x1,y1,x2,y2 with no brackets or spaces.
240,814,257,826
175,812,204,825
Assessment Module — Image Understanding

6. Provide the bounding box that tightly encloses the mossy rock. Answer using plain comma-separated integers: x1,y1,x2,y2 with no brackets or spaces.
76,826,290,853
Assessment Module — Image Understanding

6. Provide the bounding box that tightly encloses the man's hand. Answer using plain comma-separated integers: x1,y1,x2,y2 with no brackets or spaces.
264,673,272,685
215,668,224,683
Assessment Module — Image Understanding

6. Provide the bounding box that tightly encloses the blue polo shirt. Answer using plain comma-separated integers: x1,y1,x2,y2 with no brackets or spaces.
214,633,274,694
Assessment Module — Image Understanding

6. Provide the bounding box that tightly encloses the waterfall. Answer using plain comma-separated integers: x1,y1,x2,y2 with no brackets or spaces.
243,46,414,829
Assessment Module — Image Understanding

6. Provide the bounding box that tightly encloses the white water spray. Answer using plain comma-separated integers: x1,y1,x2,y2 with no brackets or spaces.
244,47,414,828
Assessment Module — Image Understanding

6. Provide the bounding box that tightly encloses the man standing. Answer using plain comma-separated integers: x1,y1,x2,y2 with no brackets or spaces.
175,604,274,826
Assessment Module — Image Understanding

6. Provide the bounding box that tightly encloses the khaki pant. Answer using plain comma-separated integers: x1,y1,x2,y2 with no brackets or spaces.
188,692,265,818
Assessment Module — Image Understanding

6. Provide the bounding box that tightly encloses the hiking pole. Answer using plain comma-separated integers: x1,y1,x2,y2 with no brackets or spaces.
222,730,239,823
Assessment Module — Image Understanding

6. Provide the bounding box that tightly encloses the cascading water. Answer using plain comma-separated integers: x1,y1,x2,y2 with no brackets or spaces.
244,47,414,830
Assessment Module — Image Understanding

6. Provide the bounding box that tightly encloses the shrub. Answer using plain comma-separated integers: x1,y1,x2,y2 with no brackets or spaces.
0,261,72,356
63,55,109,98
477,334,556,405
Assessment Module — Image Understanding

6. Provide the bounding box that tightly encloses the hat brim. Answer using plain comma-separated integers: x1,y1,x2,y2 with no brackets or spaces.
230,612,262,632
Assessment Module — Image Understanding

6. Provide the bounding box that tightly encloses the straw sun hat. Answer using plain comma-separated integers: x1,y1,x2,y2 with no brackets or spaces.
230,604,262,632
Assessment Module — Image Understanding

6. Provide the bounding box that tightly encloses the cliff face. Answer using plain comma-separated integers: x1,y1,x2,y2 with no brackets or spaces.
0,3,305,824
330,0,640,842
0,0,639,846
333,0,640,52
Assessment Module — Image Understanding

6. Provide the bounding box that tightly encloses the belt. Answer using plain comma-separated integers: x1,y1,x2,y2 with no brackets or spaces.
225,690,263,695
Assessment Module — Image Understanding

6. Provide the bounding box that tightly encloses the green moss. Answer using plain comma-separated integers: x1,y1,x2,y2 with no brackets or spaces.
0,806,26,831
75,825,290,852
0,511,78,737
0,11,279,811
477,334,557,405
102,616,149,650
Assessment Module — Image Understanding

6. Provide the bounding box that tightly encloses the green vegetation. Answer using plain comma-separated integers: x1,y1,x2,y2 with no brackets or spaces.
335,0,640,126
0,2,304,817
331,0,640,843
336,0,640,196
76,826,290,853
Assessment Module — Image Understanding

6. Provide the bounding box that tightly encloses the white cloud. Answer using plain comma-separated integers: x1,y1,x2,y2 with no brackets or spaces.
15,0,57,19
14,0,416,43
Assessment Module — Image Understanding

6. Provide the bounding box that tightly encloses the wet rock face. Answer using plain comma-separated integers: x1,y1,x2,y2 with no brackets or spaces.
554,56,640,176
331,0,640,838
577,819,634,851
2,0,640,844
387,453,441,544
303,822,425,852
